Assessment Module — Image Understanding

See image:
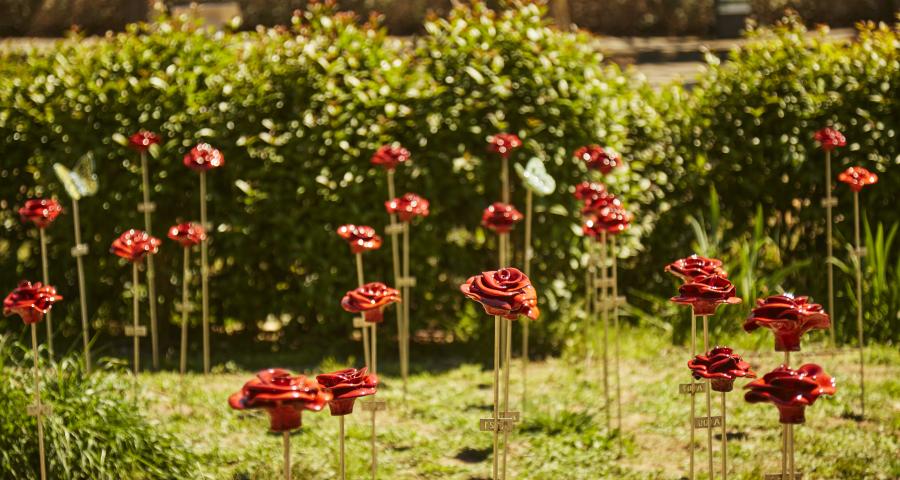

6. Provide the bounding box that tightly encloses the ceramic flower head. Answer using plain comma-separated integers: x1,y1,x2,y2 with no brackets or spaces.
664,255,727,282
744,294,830,352
481,202,524,234
53,153,99,201
814,127,846,151
670,274,742,316
183,143,224,171
574,145,622,174
838,166,878,193
385,193,430,223
19,198,63,229
573,181,606,201
370,144,410,171
167,222,206,248
229,369,332,432
514,157,556,196
128,130,160,152
316,367,378,416
744,364,836,424
583,205,630,237
460,268,539,321
488,133,522,159
3,281,62,325
111,229,161,263
688,346,756,392
341,282,401,323
336,224,382,254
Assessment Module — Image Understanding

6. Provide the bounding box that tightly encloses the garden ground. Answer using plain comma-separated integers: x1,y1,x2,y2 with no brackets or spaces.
142,328,899,479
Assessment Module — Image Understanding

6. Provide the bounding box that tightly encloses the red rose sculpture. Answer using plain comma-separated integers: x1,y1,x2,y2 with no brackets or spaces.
670,274,742,315
111,229,161,263
128,130,160,152
370,144,410,171
168,222,206,248
688,346,756,392
573,181,607,201
814,127,846,151
481,202,523,234
460,268,540,321
583,205,630,237
837,166,878,192
3,281,62,325
229,369,332,432
488,133,522,159
385,193,430,222
341,282,401,323
183,143,224,171
744,294,831,352
574,145,622,174
19,198,63,229
744,364,836,424
336,224,382,254
664,255,727,281
315,367,378,416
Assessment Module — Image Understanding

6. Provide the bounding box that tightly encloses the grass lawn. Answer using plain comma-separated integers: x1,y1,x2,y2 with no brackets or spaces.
141,328,899,479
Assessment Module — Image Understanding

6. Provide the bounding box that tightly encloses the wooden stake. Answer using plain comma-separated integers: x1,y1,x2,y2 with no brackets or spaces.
179,247,191,375
140,150,160,370
31,323,47,480
71,199,91,372
283,431,291,480
522,189,532,409
339,415,346,480
600,231,610,431
132,262,141,376
200,170,211,374
853,190,865,419
39,228,53,356
702,314,713,480
824,150,836,346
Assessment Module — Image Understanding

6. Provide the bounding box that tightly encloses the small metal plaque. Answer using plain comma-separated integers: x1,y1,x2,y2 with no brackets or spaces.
764,473,803,480
479,418,517,433
857,247,868,257
71,244,89,257
361,400,387,412
136,201,157,213
27,403,52,416
397,276,417,288
384,223,405,235
820,197,838,208
694,416,723,428
124,325,148,337
679,383,706,394
500,411,520,421
353,317,368,329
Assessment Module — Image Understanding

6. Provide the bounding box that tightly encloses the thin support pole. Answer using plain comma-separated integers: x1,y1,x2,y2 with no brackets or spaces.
788,424,795,480
72,199,91,372
689,312,696,480
402,222,411,399
782,351,790,480
522,189,532,409
492,315,501,480
200,171,211,374
386,170,404,389
133,262,141,376
356,253,371,368
585,240,594,368
703,314,713,480
140,151,159,370
721,392,727,480
853,191,865,418
180,247,191,375
610,236,621,436
501,319,513,479
371,408,377,480
31,324,47,480
339,416,346,480
600,231,610,431
371,324,378,377
501,156,510,204
283,431,291,480
824,150,836,346
39,228,53,356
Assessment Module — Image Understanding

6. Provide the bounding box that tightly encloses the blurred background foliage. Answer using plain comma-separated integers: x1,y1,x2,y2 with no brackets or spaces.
0,1,897,365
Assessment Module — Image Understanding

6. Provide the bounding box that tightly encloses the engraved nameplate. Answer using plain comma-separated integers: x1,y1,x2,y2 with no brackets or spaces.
397,277,417,288
694,416,723,428
384,223,405,235
27,404,52,416
479,418,517,433
764,473,803,480
500,411,520,421
820,197,838,208
124,325,148,337
361,400,387,412
71,244,89,257
137,201,157,213
679,383,706,394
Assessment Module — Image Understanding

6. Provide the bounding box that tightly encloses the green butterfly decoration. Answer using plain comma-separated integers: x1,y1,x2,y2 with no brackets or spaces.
514,157,556,196
54,153,99,201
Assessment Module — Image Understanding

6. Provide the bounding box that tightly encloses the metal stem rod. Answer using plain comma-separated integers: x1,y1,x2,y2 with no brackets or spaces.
140,150,159,370
31,323,47,480
71,199,91,372
585,240,594,368
386,171,404,392
722,392,727,480
180,247,191,375
133,262,141,375
703,314,713,480
371,408,377,480
853,191,865,418
492,315,501,480
600,231,610,430
402,222,411,399
501,156,509,204
782,351,789,480
200,171,210,374
283,431,291,480
689,312,696,480
39,228,53,356
522,189,532,409
356,253,371,368
501,318,513,479
824,150,836,346
339,415,346,480
611,236,621,436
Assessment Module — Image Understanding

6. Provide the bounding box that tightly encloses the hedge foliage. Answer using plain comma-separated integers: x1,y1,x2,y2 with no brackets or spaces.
1,2,898,357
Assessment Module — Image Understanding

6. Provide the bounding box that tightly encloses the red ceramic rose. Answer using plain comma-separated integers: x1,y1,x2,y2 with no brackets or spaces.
336,224,382,254
167,222,206,248
370,144,410,171
111,229,161,262
385,193,430,222
481,202,523,234
670,274,742,315
814,127,846,151
316,367,378,416
744,363,836,424
341,282,401,323
583,205,630,237
19,198,63,229
229,369,332,432
837,166,878,192
574,145,622,174
183,143,224,171
3,281,62,325
664,255,727,281
688,346,756,392
128,130,160,152
744,294,830,352
488,133,522,159
460,268,540,321
573,181,607,201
